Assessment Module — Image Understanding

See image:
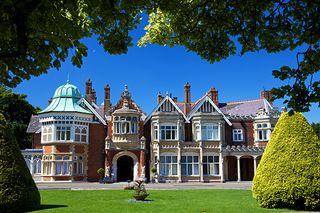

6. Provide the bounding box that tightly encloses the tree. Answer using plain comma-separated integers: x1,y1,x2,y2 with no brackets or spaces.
311,122,320,138
0,113,40,212
0,87,39,149
252,112,320,210
0,1,319,112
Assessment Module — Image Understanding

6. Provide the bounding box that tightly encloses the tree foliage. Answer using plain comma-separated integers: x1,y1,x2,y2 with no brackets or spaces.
311,122,320,138
0,0,319,112
0,87,39,149
252,112,320,210
0,113,40,212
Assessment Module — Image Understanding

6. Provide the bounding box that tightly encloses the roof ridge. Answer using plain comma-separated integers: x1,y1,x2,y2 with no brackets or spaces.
227,98,262,105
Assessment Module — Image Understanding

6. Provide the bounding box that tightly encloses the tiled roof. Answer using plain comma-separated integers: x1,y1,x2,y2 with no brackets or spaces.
26,115,41,133
175,102,185,113
220,99,271,117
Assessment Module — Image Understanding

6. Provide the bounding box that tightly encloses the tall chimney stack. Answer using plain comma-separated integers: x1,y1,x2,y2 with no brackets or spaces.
208,87,219,106
260,90,273,105
184,82,191,114
85,79,92,102
91,89,97,104
104,84,111,115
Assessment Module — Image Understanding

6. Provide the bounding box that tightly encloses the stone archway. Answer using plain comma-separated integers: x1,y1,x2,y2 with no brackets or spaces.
112,151,138,182
117,155,133,182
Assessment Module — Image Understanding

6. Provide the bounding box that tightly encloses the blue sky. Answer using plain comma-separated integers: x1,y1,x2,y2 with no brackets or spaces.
13,22,319,123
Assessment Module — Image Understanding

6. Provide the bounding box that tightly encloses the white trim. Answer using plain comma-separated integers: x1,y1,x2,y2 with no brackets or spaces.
187,96,232,126
79,98,106,125
263,99,273,114
112,151,139,181
144,96,188,124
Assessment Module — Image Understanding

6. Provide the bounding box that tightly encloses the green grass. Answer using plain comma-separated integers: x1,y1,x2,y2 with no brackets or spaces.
31,189,293,213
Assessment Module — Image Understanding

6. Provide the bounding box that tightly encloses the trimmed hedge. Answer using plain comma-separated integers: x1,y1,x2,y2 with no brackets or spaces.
0,113,40,212
252,112,320,211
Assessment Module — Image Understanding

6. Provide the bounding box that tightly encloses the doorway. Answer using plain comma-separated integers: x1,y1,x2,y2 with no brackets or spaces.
117,155,134,182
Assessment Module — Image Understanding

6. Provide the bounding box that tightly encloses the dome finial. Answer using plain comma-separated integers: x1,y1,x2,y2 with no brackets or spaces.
67,72,70,83
121,84,131,98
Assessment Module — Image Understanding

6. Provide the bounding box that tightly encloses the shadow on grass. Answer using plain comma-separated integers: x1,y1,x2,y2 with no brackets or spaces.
27,204,68,212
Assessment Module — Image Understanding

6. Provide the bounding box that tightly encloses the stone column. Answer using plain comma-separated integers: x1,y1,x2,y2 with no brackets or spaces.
253,156,257,176
177,120,180,140
220,153,224,182
156,142,160,181
177,142,182,182
199,141,203,182
237,156,241,182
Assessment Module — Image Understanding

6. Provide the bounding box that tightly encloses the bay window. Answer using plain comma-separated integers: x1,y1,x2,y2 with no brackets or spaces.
203,156,219,176
196,123,219,141
55,156,71,175
159,155,178,176
114,116,137,134
181,156,199,176
56,126,71,141
160,125,177,140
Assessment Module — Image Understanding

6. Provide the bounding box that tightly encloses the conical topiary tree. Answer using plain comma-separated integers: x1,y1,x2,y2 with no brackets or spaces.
252,112,320,211
0,113,40,212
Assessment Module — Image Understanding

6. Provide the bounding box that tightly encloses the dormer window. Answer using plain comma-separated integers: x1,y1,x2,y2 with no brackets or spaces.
114,116,138,134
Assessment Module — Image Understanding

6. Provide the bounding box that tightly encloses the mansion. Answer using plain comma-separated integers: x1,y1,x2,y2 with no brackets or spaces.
24,80,280,182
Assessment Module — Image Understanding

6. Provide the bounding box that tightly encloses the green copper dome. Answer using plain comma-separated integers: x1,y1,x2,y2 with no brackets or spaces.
40,82,92,114
53,83,81,99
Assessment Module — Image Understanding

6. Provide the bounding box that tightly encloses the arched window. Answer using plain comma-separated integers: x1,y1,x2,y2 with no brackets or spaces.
42,128,48,142
75,127,81,142
47,127,53,141
81,128,87,142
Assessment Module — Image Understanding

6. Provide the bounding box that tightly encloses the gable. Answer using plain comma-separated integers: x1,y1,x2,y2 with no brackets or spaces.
144,96,188,124
196,99,216,113
188,96,232,126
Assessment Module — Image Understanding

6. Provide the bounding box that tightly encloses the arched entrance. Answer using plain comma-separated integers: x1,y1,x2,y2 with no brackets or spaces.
117,155,134,182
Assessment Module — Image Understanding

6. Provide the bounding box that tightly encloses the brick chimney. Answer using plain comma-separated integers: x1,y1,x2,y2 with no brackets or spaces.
104,84,111,115
260,90,273,105
208,87,219,106
173,97,178,102
157,92,163,104
184,82,191,114
85,79,93,102
91,89,96,104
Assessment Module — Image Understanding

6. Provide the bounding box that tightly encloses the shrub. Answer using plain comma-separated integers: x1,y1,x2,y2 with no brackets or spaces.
252,112,320,211
97,168,105,176
0,113,40,212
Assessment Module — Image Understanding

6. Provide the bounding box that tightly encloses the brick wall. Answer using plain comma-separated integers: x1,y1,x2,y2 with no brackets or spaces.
87,123,106,181
32,133,42,149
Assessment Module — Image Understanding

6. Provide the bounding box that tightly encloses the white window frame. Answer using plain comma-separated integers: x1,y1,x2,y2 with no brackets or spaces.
201,123,219,141
160,124,177,140
55,156,71,175
202,155,220,176
256,123,269,141
233,129,243,142
153,124,159,140
181,155,199,176
113,116,138,134
159,155,178,176
56,126,71,141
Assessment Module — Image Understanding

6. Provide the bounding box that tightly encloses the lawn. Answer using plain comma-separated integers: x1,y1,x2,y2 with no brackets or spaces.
31,189,291,213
